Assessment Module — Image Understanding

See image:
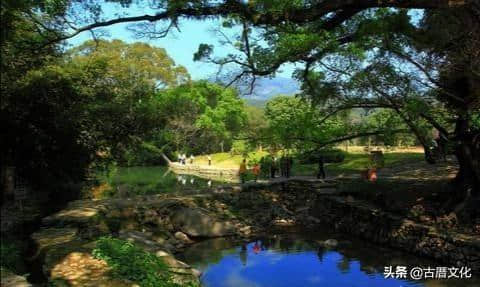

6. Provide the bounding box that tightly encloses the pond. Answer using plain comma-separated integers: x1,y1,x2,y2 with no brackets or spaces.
179,232,478,287
95,166,226,198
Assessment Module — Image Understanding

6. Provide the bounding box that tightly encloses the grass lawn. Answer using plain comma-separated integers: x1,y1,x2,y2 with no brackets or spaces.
193,146,425,177
294,151,424,177
194,151,269,168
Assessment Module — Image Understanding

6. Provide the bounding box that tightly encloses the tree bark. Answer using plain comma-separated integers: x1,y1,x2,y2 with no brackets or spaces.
453,116,480,197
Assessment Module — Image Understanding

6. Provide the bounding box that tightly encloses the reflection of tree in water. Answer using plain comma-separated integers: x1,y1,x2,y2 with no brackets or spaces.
182,234,479,287
239,244,247,266
261,237,273,251
317,246,327,263
279,237,292,252
335,244,388,276
337,256,351,274
179,238,238,269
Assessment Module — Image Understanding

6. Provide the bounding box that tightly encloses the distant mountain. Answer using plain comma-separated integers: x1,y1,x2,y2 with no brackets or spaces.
240,77,300,101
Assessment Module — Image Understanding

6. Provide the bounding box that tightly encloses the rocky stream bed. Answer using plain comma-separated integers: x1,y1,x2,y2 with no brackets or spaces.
3,178,479,286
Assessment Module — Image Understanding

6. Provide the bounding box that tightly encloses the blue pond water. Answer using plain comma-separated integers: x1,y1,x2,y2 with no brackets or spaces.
180,233,478,287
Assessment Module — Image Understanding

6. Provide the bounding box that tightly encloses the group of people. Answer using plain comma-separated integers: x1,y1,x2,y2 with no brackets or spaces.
178,153,195,165
239,159,261,183
238,155,295,184
177,152,328,184
260,155,294,179
178,153,213,166
279,156,293,178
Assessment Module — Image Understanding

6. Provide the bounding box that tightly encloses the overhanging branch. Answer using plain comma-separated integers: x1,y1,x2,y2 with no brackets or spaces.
45,0,473,45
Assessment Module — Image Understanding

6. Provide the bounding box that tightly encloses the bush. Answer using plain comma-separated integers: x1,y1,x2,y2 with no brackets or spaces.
298,149,346,164
92,237,196,287
120,142,166,166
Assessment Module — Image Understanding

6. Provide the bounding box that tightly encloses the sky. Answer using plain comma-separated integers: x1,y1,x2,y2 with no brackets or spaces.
66,3,422,96
67,2,295,81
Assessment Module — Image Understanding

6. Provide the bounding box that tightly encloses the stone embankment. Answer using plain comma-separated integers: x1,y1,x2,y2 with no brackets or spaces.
30,177,480,286
168,161,240,182
310,196,480,271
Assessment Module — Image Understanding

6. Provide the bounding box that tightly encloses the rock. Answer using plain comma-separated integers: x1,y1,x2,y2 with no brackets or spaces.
118,231,162,252
239,225,252,235
323,239,338,248
155,250,170,257
42,203,99,226
171,208,234,237
272,218,295,226
152,235,168,245
295,206,309,212
32,227,79,252
174,231,193,244
306,216,321,224
191,268,202,277
49,251,134,287
1,269,32,287
155,251,201,285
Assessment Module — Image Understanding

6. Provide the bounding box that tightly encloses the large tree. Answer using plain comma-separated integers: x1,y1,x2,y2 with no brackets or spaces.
157,80,247,154
3,0,479,204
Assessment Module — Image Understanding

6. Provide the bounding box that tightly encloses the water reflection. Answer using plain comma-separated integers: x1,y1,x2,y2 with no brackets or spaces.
180,233,478,287
96,166,224,198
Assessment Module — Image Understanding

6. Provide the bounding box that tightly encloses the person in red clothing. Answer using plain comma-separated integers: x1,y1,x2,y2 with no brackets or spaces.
253,241,261,254
252,163,260,182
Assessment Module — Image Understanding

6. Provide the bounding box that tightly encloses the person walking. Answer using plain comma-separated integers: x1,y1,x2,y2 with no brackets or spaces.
208,155,212,166
239,159,247,183
280,156,286,177
271,156,277,178
190,154,195,164
317,155,326,180
286,156,292,178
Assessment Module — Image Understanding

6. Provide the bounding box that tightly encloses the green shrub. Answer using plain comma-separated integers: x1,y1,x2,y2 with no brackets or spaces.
121,142,166,167
92,237,196,287
298,149,346,164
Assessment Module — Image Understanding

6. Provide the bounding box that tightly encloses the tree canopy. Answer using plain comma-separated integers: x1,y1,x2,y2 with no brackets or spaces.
157,81,247,154
1,0,479,199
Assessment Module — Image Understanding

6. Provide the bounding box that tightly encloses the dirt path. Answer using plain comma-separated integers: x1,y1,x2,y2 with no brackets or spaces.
379,156,458,181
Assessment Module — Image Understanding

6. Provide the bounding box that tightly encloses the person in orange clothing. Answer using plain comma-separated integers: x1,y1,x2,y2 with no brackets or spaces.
239,158,247,183
252,163,260,182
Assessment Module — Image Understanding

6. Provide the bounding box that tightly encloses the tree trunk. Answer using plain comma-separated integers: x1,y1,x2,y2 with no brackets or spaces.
450,116,480,222
454,138,480,197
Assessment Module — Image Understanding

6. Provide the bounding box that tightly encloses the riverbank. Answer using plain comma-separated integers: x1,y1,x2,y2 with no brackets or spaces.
168,161,240,182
